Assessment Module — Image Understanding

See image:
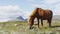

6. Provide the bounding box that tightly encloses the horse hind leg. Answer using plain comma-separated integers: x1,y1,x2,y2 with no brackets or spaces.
41,20,43,26
37,19,39,28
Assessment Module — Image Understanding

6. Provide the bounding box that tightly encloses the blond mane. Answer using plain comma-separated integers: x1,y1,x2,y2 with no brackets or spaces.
29,8,39,17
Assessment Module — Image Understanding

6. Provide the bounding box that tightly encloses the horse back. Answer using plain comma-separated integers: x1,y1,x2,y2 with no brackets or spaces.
38,9,53,19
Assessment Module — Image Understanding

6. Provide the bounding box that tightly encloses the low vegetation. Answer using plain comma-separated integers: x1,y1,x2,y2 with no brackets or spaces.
0,20,60,34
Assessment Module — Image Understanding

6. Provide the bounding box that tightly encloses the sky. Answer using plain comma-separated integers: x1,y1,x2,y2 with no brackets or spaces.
0,0,60,22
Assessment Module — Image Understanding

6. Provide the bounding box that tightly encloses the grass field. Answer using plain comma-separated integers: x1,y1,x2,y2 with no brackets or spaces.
0,20,60,34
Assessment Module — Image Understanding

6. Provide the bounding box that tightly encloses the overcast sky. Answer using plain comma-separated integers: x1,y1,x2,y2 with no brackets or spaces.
0,0,60,22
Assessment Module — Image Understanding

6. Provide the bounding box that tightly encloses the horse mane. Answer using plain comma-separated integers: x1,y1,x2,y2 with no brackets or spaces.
28,8,39,25
29,8,39,17
28,16,31,25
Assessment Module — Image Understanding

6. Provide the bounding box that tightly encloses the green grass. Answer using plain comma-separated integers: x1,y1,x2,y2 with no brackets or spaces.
0,20,60,34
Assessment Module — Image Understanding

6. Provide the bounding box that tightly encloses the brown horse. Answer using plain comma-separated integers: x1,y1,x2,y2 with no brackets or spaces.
28,8,53,29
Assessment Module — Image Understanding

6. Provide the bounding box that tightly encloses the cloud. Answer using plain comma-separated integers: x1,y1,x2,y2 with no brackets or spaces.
52,3,60,15
32,4,52,9
0,5,25,22
44,0,60,5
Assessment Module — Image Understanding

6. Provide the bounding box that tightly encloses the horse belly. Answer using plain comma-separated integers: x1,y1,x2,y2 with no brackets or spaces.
44,15,52,20
39,15,52,20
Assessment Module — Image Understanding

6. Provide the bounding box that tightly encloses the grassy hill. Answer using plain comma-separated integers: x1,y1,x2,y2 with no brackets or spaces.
0,20,60,34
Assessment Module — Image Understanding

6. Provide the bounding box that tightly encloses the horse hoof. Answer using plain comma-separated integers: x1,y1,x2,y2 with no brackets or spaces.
29,27,32,29
49,26,51,28
29,27,34,29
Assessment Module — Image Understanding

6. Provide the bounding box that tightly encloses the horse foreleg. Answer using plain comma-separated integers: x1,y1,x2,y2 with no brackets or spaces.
41,20,43,26
29,19,34,29
37,19,39,28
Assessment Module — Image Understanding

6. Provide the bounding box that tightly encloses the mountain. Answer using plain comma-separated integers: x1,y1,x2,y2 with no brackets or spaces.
8,16,25,22
17,16,24,20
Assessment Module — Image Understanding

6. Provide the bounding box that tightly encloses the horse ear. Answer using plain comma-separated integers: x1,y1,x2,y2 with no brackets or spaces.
38,8,44,16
